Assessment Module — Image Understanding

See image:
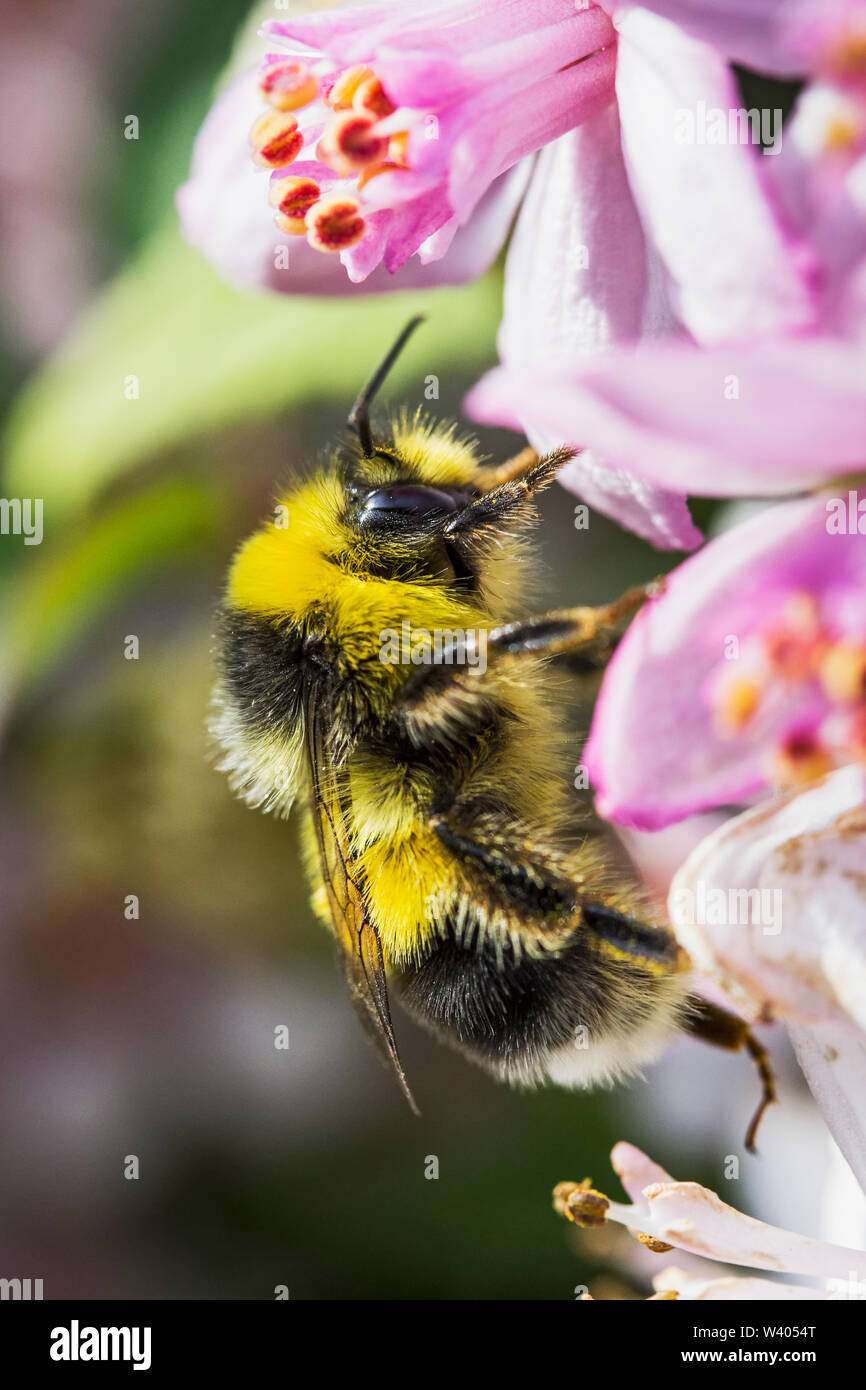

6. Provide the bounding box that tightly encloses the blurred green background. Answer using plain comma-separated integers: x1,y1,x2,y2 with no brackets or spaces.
0,0,808,1300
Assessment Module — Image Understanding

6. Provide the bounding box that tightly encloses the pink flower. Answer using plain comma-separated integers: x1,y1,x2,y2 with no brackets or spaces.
178,0,846,547
179,0,618,285
585,490,866,830
468,4,866,521
177,59,532,296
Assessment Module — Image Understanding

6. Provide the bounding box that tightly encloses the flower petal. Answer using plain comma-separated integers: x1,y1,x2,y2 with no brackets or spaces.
601,0,803,76
614,7,819,345
465,109,701,551
789,1020,866,1196
585,494,866,828
668,764,866,1027
510,333,866,498
177,68,523,292
585,1143,866,1280
653,1267,833,1299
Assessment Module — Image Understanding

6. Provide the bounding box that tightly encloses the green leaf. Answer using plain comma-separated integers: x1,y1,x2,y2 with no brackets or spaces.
3,223,502,521
0,476,223,716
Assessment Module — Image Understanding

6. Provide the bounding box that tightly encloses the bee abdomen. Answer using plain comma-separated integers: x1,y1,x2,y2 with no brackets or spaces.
396,919,686,1089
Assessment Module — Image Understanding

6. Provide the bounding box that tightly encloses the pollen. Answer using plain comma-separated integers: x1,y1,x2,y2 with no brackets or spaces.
819,640,866,704
825,30,866,82
356,159,402,191
258,60,319,112
317,110,389,174
717,676,762,731
269,175,322,235
772,731,833,788
353,74,395,120
326,64,374,109
826,111,862,151
553,1178,610,1229
388,131,410,166
305,193,366,252
249,110,304,168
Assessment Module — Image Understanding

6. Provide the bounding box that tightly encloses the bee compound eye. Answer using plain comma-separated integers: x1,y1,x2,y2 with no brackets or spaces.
359,484,467,525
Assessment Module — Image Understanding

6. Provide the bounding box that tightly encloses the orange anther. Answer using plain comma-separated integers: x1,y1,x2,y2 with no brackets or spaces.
819,640,866,705
305,194,366,252
318,110,389,174
326,65,373,109
250,110,304,168
353,74,395,120
773,732,833,788
717,676,762,732
269,175,322,235
258,61,319,112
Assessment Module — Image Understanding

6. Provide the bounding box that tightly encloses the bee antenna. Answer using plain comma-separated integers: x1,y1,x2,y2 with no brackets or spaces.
348,314,426,458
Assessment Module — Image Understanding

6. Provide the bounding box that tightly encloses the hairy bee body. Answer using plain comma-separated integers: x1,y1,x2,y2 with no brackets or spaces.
214,408,689,1093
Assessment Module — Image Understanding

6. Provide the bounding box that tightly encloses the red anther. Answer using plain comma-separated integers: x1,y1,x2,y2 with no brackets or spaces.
353,74,395,120
250,110,304,168
305,194,366,252
318,110,389,174
269,175,323,235
258,61,319,113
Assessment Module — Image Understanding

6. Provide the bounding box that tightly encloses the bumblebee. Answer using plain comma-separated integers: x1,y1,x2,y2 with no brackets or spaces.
213,318,774,1147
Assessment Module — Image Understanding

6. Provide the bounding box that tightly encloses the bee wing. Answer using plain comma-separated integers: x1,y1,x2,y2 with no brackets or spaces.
303,701,418,1115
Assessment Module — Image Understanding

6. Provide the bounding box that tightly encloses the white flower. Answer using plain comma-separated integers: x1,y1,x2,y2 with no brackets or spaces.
556,1142,866,1300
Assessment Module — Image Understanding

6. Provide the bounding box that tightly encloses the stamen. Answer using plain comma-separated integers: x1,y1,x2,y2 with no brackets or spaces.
258,61,319,112
772,731,833,787
553,1179,610,1229
326,65,374,109
305,194,366,253
318,111,389,174
716,676,762,732
819,640,866,704
388,131,410,166
353,74,395,120
269,175,322,235
356,160,402,191
249,110,304,168
825,31,866,81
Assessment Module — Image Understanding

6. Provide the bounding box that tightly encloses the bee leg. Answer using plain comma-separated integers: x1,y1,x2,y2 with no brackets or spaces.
473,446,540,491
443,448,574,539
396,583,656,712
684,996,777,1154
485,583,660,661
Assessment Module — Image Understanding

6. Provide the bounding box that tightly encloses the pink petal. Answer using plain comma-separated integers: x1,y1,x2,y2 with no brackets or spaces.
585,493,866,828
614,7,819,345
265,0,594,66
601,0,803,75
509,333,866,498
465,110,701,551
611,1140,673,1208
177,68,521,292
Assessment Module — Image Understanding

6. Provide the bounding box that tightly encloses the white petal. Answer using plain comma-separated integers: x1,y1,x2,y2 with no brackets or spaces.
668,766,866,1029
